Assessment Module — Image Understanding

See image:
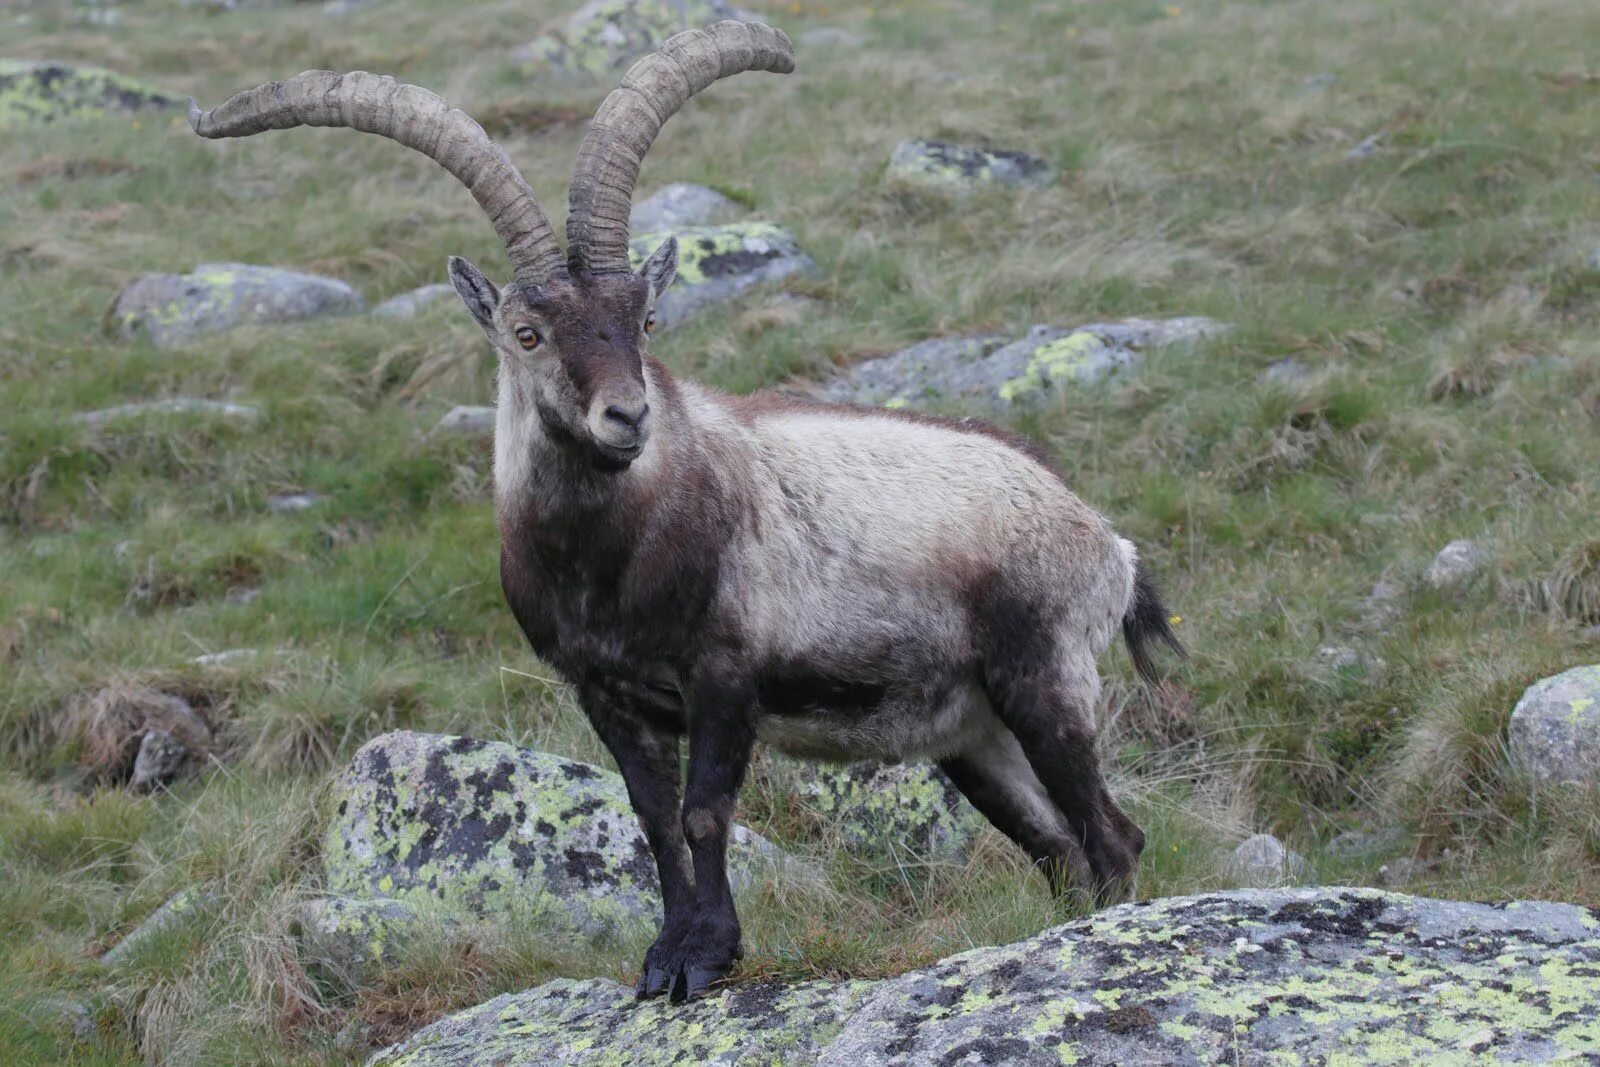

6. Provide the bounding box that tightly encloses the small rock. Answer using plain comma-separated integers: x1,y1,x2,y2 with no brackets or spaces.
0,60,180,128
101,886,216,966
190,647,257,667
1260,357,1311,384
72,398,262,427
1422,539,1487,592
267,492,323,513
629,222,814,329
796,27,864,48
887,139,1056,191
515,0,754,78
1347,133,1383,160
373,284,456,320
129,728,190,791
1377,856,1432,887
1325,826,1406,860
1508,664,1600,787
112,263,364,348
1316,645,1386,676
435,405,496,434
293,895,457,992
629,182,739,233
1359,577,1406,631
791,761,984,863
225,587,261,606
1228,833,1309,888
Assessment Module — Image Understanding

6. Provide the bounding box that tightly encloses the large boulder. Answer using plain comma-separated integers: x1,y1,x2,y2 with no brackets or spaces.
112,263,365,348
324,732,791,938
886,139,1056,192
630,182,740,234
370,887,1600,1065
628,223,814,329
1509,664,1600,786
515,1,753,79
0,60,181,129
822,319,1226,409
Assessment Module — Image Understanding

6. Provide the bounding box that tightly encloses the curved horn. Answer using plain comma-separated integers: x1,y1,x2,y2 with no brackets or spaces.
189,70,566,288
565,20,795,276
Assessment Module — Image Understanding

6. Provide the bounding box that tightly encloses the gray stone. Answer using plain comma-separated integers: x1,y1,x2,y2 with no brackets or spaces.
1509,664,1600,786
190,647,257,667
1227,833,1309,888
886,139,1056,191
1316,644,1385,676
72,398,262,427
369,888,1600,1066
267,492,323,513
101,886,216,966
791,761,984,864
434,406,495,435
374,284,456,320
112,263,364,348
0,60,180,128
1377,856,1433,887
822,318,1225,410
514,0,753,78
1423,539,1488,592
1359,577,1406,630
1347,133,1383,160
630,182,739,233
293,895,460,992
1260,357,1311,384
129,728,189,791
324,732,795,938
629,222,815,329
1325,825,1406,860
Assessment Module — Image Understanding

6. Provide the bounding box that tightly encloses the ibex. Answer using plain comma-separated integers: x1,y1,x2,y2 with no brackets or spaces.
189,20,1183,1003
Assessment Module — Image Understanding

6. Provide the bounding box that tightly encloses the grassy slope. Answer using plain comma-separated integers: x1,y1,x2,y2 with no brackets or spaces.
4,0,1600,1060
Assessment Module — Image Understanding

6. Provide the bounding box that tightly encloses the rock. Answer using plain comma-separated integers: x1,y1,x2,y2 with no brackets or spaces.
630,182,739,233
434,405,495,435
374,284,456,320
72,398,262,427
822,319,1225,409
1347,133,1383,160
190,647,257,667
1315,644,1385,676
796,27,865,49
0,60,180,129
112,263,364,348
515,0,753,79
101,886,215,966
792,762,984,863
629,222,815,329
1422,539,1488,592
886,139,1056,191
1227,833,1308,888
1259,357,1310,384
1509,664,1600,787
267,492,323,513
129,728,189,791
324,732,793,937
1359,577,1406,631
74,684,212,784
1377,856,1433,887
370,888,1600,1065
1325,825,1406,860
293,895,458,991
225,587,261,606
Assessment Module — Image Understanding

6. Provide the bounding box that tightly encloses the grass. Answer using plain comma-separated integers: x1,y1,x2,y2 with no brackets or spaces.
4,0,1600,1060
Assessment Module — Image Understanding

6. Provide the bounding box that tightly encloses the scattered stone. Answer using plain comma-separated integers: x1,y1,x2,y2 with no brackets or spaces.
1260,357,1311,384
74,685,212,784
267,492,323,513
886,139,1056,191
72,398,262,428
1422,539,1488,592
1227,833,1309,888
370,888,1600,1066
129,728,189,791
821,319,1226,409
1316,645,1386,676
630,182,739,233
190,647,257,667
792,761,984,863
225,587,261,606
1509,664,1600,787
1359,577,1406,630
796,27,865,49
101,886,216,966
323,732,795,937
293,895,459,992
0,60,180,129
435,405,495,435
1325,825,1407,860
31,995,97,1043
629,222,815,329
111,263,364,348
515,0,754,79
1377,856,1433,887
1347,133,1383,160
373,284,456,320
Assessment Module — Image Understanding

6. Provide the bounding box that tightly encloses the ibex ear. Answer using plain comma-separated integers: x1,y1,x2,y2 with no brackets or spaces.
638,236,678,298
447,256,499,335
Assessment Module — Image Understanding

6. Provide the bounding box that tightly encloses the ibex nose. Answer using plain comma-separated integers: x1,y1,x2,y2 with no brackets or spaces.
604,401,649,432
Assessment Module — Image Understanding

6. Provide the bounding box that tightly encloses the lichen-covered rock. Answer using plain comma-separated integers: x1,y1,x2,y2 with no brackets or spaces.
129,728,190,792
374,284,456,320
102,886,216,966
1423,538,1488,592
630,183,739,234
822,319,1225,409
294,895,460,991
112,263,364,348
1226,833,1309,888
324,732,790,938
370,888,1600,1065
514,0,752,79
793,761,984,863
0,60,181,129
629,223,814,329
1509,664,1600,786
886,139,1056,191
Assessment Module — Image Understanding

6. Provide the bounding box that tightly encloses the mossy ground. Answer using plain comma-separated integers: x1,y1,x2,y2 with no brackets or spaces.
4,0,1600,1062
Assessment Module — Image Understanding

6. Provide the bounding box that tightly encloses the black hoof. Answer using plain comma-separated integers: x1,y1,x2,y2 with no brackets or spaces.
636,965,670,999
667,962,730,1004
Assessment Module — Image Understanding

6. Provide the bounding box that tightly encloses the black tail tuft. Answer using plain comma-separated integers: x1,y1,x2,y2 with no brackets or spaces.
1122,562,1187,685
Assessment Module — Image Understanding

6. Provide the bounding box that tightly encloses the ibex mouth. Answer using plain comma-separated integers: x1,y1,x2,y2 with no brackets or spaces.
594,439,645,470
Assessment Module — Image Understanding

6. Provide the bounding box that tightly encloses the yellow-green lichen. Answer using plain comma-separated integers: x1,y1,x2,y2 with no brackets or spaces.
0,60,180,129
629,222,799,287
521,1,742,79
998,331,1107,402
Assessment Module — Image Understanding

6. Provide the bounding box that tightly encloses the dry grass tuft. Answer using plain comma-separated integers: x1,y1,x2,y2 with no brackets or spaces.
65,680,220,785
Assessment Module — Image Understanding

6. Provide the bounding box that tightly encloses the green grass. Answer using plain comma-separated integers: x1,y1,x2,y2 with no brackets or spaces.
4,0,1600,1060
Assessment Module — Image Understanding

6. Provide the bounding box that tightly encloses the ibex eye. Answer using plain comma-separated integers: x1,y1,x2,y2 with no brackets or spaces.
643,312,657,335
515,326,540,350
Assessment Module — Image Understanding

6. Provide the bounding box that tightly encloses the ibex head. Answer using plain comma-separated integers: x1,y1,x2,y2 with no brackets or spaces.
188,20,794,469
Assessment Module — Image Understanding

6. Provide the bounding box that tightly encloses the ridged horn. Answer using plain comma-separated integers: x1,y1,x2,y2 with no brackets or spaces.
189,70,566,288
565,20,795,276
